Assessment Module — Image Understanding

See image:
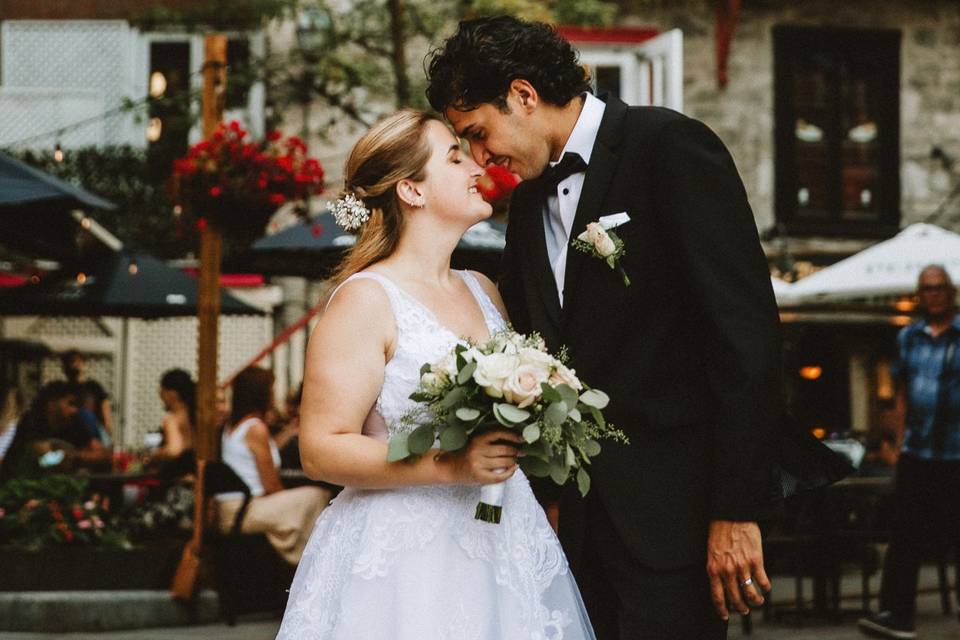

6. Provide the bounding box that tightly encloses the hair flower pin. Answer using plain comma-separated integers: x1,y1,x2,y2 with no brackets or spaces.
329,193,370,231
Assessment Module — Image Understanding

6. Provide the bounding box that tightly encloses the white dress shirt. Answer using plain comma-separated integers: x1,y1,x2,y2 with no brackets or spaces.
543,93,606,306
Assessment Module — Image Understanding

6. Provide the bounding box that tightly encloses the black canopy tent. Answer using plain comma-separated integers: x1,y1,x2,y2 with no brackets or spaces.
242,213,508,279
0,152,118,263
0,251,261,318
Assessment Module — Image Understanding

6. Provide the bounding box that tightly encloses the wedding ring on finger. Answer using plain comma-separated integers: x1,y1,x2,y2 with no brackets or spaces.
739,578,753,589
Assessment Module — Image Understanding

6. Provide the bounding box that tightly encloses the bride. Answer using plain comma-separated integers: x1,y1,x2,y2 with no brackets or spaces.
277,109,595,639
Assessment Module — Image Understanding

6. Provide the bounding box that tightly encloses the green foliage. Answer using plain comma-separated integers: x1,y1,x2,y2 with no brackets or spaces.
552,0,617,27
131,0,294,31
0,475,129,550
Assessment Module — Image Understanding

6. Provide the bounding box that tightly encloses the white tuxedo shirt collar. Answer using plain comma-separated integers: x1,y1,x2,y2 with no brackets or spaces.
550,92,605,168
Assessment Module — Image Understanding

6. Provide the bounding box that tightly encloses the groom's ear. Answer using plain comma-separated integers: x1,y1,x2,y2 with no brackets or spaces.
509,79,538,113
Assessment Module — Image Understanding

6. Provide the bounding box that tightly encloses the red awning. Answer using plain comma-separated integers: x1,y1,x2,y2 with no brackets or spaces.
556,26,658,45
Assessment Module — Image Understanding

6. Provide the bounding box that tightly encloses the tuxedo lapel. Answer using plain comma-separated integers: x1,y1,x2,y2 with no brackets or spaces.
512,182,562,328
562,97,628,316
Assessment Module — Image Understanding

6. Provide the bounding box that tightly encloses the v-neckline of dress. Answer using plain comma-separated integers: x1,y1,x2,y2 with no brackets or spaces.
371,269,496,345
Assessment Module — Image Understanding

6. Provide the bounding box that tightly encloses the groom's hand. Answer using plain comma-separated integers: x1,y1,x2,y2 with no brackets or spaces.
707,520,770,620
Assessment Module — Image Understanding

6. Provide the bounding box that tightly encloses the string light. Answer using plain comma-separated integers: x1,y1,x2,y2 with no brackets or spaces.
146,117,163,142
54,143,64,163
128,258,139,275
76,272,87,284
799,365,823,381
80,217,92,229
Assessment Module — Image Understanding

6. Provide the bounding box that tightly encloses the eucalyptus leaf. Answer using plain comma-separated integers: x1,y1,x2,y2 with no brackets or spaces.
419,363,432,376
439,424,468,451
521,439,550,460
494,403,530,424
386,432,411,462
567,407,582,422
408,424,435,455
565,444,577,467
457,360,477,385
580,389,610,409
439,386,467,409
544,401,568,428
583,439,602,457
520,456,551,478
455,407,480,422
522,423,541,444
590,406,606,428
577,467,591,496
540,383,561,403
556,383,579,409
409,392,434,403
550,459,569,485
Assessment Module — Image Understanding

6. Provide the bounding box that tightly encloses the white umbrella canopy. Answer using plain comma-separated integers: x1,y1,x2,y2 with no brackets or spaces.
770,276,797,305
787,223,960,304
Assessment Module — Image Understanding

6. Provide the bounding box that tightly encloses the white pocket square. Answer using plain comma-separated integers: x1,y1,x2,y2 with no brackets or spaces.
598,212,631,229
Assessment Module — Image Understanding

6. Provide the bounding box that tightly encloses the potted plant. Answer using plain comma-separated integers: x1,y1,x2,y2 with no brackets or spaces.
170,120,325,243
0,475,181,591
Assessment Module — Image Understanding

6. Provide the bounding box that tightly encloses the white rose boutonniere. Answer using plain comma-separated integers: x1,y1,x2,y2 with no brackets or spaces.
572,222,631,286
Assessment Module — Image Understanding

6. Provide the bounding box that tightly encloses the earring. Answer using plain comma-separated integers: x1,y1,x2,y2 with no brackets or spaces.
416,200,426,209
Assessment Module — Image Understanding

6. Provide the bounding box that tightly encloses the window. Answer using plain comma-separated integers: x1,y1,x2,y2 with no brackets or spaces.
774,26,901,237
147,41,191,166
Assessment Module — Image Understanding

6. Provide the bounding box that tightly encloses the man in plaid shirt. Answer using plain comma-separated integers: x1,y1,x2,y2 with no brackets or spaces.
859,264,960,639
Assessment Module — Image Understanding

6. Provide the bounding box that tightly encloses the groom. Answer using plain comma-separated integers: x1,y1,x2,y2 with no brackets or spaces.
427,16,797,639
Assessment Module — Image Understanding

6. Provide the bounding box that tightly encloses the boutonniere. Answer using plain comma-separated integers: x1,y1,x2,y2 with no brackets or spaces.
572,222,631,287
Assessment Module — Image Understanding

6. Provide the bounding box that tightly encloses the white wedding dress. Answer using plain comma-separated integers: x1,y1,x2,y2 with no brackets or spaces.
277,270,596,640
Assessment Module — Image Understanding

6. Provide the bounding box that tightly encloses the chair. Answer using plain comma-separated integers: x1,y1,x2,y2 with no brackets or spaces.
202,461,292,625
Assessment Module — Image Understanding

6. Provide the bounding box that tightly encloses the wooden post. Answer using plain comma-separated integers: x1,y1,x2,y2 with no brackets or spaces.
196,34,227,462
171,33,226,602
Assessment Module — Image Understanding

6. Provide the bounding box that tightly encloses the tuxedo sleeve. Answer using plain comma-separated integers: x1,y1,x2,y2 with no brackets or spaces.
653,117,783,522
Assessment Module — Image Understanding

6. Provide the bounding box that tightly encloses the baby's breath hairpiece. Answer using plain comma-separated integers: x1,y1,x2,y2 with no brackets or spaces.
329,192,371,231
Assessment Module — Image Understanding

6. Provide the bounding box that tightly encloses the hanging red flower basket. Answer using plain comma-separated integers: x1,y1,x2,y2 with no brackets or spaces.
171,120,325,240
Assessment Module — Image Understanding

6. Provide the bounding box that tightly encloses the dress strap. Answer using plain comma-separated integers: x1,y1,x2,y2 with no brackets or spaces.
326,272,403,313
458,270,506,332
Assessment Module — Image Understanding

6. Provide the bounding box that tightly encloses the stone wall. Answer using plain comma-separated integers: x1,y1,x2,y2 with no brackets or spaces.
618,0,960,236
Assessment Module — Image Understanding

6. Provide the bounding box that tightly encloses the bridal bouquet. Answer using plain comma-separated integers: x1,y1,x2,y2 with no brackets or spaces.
388,330,627,523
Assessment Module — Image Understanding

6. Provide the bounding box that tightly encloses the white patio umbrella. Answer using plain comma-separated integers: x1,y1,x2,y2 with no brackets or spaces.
787,223,960,304
770,276,796,305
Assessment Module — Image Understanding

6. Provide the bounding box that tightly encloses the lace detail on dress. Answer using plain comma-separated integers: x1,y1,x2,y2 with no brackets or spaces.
277,269,593,640
332,271,505,434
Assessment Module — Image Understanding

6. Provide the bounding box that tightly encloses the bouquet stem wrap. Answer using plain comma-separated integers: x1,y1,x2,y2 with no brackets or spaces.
476,481,506,523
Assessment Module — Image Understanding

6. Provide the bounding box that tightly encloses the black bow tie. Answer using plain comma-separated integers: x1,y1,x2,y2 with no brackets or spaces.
540,152,587,189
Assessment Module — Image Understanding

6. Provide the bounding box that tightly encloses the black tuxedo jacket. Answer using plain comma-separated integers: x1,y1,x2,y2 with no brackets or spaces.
500,96,848,571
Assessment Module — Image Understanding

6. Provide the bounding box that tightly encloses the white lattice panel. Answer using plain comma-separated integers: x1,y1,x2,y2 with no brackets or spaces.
27,317,112,339
0,20,138,147
124,315,273,449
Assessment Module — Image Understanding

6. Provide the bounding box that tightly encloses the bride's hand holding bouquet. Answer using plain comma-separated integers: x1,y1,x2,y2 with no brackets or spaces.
388,330,627,523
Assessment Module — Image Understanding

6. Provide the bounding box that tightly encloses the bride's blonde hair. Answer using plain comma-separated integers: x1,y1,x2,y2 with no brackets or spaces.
330,109,440,285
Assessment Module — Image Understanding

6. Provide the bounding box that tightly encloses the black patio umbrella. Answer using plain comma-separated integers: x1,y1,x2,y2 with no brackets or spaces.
242,212,507,279
0,251,261,318
0,152,117,262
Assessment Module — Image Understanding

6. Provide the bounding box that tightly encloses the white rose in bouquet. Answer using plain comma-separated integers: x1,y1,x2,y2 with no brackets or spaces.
503,363,549,409
472,352,519,398
518,346,555,373
549,362,583,391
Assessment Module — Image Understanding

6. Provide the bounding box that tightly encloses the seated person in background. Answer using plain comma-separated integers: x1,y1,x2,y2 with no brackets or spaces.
273,384,303,470
61,350,113,446
857,429,900,478
216,367,331,565
151,369,196,465
0,384,24,465
0,381,110,481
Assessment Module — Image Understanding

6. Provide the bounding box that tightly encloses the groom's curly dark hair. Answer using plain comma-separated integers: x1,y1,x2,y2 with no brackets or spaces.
425,15,592,113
